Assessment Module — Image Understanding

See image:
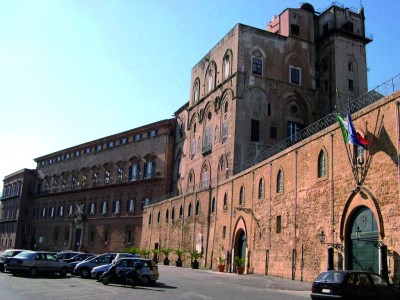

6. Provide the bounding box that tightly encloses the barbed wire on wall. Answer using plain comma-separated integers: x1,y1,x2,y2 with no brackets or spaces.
153,74,400,204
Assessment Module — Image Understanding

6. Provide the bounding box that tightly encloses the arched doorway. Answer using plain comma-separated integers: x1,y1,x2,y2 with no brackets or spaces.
235,230,246,260
348,206,379,272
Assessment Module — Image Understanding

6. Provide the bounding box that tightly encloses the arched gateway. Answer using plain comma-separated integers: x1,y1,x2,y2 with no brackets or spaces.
232,218,247,272
347,206,379,273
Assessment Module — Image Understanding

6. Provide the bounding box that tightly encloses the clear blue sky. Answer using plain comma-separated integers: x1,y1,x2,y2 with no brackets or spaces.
1,0,399,191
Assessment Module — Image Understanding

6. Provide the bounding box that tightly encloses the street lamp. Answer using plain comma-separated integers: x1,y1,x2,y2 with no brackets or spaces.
318,231,344,251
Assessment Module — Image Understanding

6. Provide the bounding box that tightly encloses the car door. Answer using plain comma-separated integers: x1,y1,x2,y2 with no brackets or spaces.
346,273,379,300
35,253,49,273
45,253,60,273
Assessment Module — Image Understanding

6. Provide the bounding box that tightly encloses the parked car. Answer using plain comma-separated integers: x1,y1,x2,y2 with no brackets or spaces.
90,254,140,280
0,249,29,272
311,270,400,300
74,253,134,278
61,253,95,263
92,257,159,285
67,256,95,273
4,251,70,277
56,251,83,260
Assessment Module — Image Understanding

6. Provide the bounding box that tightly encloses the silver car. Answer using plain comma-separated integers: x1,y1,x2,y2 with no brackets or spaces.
91,257,159,285
5,251,70,277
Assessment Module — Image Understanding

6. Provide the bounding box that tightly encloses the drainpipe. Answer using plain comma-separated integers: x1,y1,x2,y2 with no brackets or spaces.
396,102,400,199
228,178,234,273
330,133,335,247
293,151,298,280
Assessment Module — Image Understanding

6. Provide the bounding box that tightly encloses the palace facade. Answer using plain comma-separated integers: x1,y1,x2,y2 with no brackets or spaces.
2,2,399,283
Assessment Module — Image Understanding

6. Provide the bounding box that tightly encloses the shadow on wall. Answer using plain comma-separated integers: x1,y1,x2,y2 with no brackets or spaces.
392,251,400,286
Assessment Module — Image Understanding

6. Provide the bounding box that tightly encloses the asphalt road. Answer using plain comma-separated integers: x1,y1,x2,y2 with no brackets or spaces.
0,265,312,300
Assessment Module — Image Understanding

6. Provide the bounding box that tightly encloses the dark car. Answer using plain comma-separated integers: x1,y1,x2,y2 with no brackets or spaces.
56,251,83,260
74,253,134,278
5,251,70,277
61,253,95,264
311,270,400,300
91,257,158,285
0,249,29,272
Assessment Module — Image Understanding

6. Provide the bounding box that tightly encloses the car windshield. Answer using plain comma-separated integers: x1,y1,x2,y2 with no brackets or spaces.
14,252,34,259
315,272,345,283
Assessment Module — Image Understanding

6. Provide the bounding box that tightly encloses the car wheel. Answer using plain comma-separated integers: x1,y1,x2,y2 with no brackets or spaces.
101,274,111,285
60,267,68,277
80,268,91,279
149,280,156,286
141,275,151,285
29,267,38,277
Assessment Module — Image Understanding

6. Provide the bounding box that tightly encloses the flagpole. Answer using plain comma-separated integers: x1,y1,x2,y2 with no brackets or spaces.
336,89,356,181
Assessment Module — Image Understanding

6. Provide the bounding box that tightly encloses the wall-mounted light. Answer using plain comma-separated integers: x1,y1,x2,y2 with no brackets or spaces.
318,230,344,251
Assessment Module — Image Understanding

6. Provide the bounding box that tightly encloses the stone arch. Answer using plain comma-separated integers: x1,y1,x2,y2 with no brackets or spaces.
232,217,248,272
340,186,385,241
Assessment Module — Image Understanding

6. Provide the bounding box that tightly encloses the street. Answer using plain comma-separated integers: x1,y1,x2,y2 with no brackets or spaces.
0,265,311,300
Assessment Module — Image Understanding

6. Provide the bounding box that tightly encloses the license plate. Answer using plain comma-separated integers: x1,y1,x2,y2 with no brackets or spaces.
322,288,331,294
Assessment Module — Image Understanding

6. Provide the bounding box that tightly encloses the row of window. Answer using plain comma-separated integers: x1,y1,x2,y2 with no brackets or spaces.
40,161,157,194
33,198,150,220
192,51,232,104
252,57,302,85
38,130,158,167
1,209,17,220
2,181,22,199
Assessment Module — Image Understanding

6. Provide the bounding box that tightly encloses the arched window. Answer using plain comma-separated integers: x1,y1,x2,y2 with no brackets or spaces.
195,201,200,216
188,203,192,217
179,205,183,218
277,170,283,193
348,61,353,72
208,69,214,92
318,150,327,178
171,207,175,220
211,197,216,213
165,209,169,223
193,78,200,104
149,213,152,224
214,126,219,143
157,211,161,223
258,178,264,199
239,186,245,205
223,193,228,209
268,103,271,116
223,52,231,79
201,164,210,188
224,102,228,113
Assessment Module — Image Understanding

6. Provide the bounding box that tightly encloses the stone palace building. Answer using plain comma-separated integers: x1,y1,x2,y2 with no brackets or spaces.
2,3,400,283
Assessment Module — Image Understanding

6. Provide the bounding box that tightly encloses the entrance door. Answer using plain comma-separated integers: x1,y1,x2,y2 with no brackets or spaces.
237,230,246,259
74,228,82,251
348,206,379,273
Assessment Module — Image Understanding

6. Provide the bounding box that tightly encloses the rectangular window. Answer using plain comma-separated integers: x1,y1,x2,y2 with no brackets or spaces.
323,23,328,34
222,226,226,239
68,205,73,216
96,144,103,151
128,199,135,213
348,79,354,91
148,130,157,138
251,119,260,142
65,153,70,160
101,202,107,215
204,126,212,152
129,164,139,181
114,200,120,214
85,148,91,154
108,141,114,148
291,24,300,35
134,134,142,141
104,229,109,243
287,121,303,142
90,203,95,215
270,126,277,140
252,57,262,76
144,161,154,179
190,139,196,159
222,122,228,142
75,150,80,157
290,66,301,85
277,215,282,233
120,137,127,145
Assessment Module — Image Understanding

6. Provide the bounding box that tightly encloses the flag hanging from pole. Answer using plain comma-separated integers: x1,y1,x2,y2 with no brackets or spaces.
336,114,349,143
346,111,368,149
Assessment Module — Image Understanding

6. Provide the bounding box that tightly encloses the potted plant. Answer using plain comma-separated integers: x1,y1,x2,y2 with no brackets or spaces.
217,256,226,272
140,248,150,258
235,256,245,275
174,249,184,267
190,249,202,269
152,248,160,264
161,247,173,265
